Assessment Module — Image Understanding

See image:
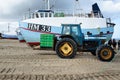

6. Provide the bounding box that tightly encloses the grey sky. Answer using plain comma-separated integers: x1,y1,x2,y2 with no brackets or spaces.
0,0,43,20
0,0,120,21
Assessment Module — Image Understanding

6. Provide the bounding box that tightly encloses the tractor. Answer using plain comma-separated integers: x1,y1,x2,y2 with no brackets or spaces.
54,24,116,62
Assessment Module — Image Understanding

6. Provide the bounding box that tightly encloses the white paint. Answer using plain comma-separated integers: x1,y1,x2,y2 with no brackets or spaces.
23,17,107,29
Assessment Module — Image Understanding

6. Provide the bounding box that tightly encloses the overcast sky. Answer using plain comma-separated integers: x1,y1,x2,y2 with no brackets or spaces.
0,0,120,38
0,0,119,20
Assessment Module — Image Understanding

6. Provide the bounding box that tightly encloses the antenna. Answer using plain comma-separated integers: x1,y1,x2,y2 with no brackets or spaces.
28,8,31,18
8,23,10,32
73,0,80,16
50,0,56,9
50,5,54,9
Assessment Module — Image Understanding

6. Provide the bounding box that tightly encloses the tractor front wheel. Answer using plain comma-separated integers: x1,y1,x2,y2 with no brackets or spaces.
55,38,77,58
96,45,115,62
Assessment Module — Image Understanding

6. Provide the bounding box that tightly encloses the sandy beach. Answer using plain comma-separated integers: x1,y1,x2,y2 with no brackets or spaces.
0,39,120,80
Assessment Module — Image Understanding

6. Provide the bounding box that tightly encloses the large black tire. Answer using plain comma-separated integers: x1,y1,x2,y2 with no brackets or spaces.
55,38,77,58
96,45,115,62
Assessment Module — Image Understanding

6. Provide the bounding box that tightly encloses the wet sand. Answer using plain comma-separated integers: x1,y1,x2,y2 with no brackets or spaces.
0,39,120,80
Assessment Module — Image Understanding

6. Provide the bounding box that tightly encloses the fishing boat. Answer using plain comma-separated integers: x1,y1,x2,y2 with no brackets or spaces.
1,22,18,39
1,32,18,39
1,23,18,39
19,0,115,47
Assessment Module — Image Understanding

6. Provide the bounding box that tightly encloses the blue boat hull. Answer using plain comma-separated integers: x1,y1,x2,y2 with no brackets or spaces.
1,33,18,39
19,22,114,46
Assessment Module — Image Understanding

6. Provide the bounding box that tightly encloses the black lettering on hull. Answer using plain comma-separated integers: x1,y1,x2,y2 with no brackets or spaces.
28,23,51,32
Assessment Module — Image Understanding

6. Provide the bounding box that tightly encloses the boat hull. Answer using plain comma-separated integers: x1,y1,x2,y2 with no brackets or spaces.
20,22,114,46
1,33,18,39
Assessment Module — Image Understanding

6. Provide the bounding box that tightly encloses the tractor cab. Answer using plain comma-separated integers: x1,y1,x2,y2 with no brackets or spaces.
61,24,84,46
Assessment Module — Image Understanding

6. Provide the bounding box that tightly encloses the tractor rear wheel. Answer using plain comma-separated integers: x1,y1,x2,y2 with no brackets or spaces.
55,38,77,58
96,45,115,62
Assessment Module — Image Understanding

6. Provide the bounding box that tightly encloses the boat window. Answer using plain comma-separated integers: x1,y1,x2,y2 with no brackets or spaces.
36,13,39,18
40,13,44,17
45,13,48,17
49,13,52,17
38,13,41,18
88,13,92,18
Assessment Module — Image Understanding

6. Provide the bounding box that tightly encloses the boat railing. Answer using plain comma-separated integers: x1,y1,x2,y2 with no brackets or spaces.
22,9,104,20
53,9,89,17
106,18,115,27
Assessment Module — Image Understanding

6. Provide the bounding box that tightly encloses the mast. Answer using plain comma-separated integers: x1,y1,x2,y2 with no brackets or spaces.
43,0,50,10
47,0,50,10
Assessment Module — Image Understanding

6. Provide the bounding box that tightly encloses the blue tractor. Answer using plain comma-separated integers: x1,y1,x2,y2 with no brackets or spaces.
55,24,116,62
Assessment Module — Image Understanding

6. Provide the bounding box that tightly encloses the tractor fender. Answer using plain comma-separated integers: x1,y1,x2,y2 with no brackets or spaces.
60,35,74,40
59,35,78,46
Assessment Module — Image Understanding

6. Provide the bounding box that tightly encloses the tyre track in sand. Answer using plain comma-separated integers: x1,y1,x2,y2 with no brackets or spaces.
0,71,120,80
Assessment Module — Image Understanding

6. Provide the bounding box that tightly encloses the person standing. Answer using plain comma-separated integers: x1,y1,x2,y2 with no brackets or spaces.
112,39,117,50
0,33,1,38
108,39,112,46
118,40,120,50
